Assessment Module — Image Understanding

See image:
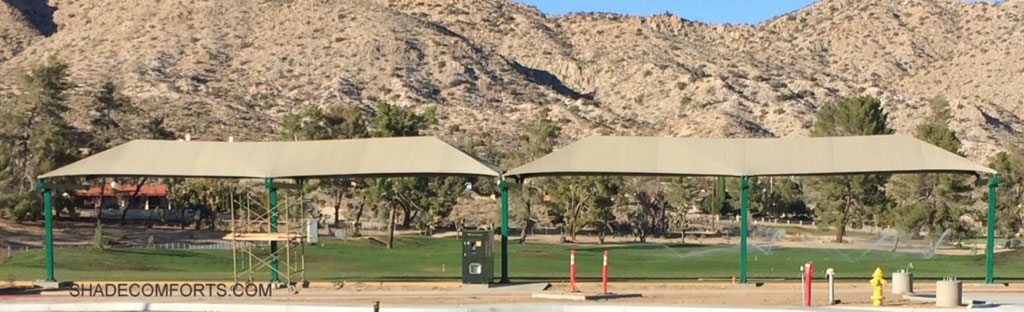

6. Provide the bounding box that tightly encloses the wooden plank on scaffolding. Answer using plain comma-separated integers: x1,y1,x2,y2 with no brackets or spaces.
222,232,301,241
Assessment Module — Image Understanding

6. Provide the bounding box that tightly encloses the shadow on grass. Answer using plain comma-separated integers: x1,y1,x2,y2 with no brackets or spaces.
110,249,209,258
995,249,1024,265
569,242,712,251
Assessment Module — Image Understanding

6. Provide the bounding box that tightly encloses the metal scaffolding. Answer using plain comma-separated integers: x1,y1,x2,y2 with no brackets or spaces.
224,180,306,293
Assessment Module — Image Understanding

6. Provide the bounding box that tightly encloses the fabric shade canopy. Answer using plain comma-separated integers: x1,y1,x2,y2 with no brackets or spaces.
506,134,995,178
39,136,501,179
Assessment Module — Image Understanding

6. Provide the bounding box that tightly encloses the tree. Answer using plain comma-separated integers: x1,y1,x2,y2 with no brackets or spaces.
728,177,767,215
621,177,677,242
769,178,808,216
175,179,231,230
92,218,106,250
88,82,134,150
84,82,140,225
988,146,1024,237
279,104,365,141
727,176,808,217
417,177,467,230
703,176,733,230
0,55,84,221
371,100,434,138
390,176,466,230
584,176,623,244
460,134,502,197
509,108,560,243
664,177,702,242
545,176,620,242
362,101,464,248
805,95,893,243
362,177,397,247
278,103,367,234
886,97,973,245
141,117,176,140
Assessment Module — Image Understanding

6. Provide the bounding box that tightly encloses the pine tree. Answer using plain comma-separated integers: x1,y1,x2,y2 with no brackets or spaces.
0,55,83,221
806,95,893,242
886,97,973,244
772,178,809,216
141,117,176,140
88,82,133,150
664,177,702,242
728,177,808,217
988,146,1024,237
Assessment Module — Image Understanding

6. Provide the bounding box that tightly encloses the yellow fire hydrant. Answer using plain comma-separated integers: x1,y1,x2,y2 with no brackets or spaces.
870,267,886,306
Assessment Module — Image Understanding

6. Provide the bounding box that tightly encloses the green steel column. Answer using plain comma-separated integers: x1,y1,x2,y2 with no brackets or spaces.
739,176,749,283
37,180,55,282
985,174,999,284
499,178,510,284
265,178,279,283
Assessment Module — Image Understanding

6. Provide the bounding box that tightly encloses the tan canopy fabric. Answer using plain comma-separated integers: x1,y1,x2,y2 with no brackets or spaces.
506,134,995,178
39,136,501,179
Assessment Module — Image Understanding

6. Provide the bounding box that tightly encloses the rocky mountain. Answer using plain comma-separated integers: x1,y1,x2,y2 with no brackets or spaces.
1,0,1021,162
0,0,46,62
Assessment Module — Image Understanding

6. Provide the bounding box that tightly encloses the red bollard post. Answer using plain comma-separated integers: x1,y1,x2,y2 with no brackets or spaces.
802,261,814,307
602,250,609,294
569,249,577,292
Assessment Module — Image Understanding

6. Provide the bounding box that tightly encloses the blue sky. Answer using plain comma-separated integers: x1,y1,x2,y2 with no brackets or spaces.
515,0,819,24
515,0,1004,24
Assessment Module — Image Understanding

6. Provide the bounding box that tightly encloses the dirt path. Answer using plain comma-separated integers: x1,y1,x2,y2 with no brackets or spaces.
0,219,226,247
4,282,1019,307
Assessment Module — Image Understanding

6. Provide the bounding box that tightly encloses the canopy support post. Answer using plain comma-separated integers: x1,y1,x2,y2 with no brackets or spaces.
739,176,749,283
37,179,56,282
985,174,998,284
265,178,279,283
499,178,510,284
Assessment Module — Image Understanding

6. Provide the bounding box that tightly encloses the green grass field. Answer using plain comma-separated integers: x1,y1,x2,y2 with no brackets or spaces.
2,236,1021,282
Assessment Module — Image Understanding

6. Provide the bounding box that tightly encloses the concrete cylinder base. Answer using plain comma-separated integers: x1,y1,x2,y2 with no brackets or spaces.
892,272,913,294
936,280,962,307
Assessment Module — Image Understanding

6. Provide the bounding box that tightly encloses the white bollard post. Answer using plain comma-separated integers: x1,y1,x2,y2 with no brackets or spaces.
826,268,836,304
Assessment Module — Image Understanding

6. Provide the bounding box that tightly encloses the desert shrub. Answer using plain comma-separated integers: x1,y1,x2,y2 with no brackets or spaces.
92,219,106,250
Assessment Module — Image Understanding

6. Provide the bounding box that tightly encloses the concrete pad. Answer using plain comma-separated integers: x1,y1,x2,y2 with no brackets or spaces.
460,283,492,291
727,282,765,288
903,293,986,306
32,280,73,290
461,282,550,293
967,293,1024,306
532,292,642,301
0,302,150,312
970,282,1010,289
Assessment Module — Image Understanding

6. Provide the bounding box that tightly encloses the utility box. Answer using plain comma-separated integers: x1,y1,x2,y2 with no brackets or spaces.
461,230,494,284
306,218,319,244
